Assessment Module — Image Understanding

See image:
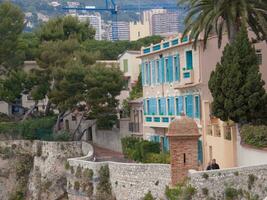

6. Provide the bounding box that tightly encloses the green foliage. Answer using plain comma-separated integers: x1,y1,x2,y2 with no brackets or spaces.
181,0,267,48
0,116,56,140
97,165,112,197
85,64,124,129
75,165,82,178
74,181,80,191
224,187,238,200
82,35,163,60
248,174,257,190
202,173,209,180
208,27,267,124
121,137,164,163
38,16,95,42
144,153,170,164
240,125,267,148
129,73,143,100
165,184,196,200
143,191,155,200
0,2,25,70
20,32,40,60
202,188,209,196
64,161,70,170
0,113,11,122
83,168,94,180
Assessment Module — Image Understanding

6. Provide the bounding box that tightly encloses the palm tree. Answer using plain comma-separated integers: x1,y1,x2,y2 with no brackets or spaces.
181,0,267,48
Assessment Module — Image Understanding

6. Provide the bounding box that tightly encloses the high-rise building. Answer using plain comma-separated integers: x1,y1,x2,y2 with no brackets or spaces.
110,21,130,41
77,14,102,40
152,12,180,37
142,9,166,35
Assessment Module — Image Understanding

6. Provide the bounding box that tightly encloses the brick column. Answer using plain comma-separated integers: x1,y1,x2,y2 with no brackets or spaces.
167,116,200,185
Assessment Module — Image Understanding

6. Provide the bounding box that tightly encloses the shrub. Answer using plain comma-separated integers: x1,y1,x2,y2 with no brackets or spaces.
202,173,209,180
75,165,82,178
74,181,80,191
202,188,209,196
52,131,71,141
97,165,111,194
143,191,155,200
83,168,94,180
64,161,70,170
224,187,238,200
240,125,267,148
144,153,170,164
165,184,196,200
121,137,161,163
248,174,257,190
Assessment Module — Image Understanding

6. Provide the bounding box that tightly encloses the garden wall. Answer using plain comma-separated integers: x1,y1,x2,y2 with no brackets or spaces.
67,159,171,200
189,164,267,199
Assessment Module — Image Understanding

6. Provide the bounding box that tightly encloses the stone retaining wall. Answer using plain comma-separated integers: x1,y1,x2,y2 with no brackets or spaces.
66,159,171,200
189,164,267,199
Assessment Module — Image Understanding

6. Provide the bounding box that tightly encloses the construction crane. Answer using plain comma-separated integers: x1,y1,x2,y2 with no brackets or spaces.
63,0,184,41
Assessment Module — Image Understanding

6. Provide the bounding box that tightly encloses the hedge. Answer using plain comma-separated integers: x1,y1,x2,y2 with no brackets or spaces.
121,136,169,163
240,125,267,148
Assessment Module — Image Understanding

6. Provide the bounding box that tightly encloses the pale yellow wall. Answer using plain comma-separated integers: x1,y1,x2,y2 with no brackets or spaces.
118,52,141,87
129,21,150,41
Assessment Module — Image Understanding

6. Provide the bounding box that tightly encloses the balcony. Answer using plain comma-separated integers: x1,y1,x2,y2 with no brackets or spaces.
144,115,175,127
183,70,194,84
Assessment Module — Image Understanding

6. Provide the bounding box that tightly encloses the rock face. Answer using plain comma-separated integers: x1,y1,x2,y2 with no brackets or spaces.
0,140,84,200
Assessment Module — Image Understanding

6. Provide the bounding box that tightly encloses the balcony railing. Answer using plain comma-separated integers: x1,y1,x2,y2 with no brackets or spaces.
183,70,194,84
145,115,175,124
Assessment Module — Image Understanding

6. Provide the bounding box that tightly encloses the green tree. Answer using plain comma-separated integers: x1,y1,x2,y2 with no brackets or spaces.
181,0,267,48
20,32,40,60
0,2,25,70
38,16,96,42
84,64,124,129
208,27,267,124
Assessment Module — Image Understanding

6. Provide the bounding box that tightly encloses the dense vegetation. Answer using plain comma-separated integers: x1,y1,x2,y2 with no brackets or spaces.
121,137,170,164
240,125,267,148
208,27,267,124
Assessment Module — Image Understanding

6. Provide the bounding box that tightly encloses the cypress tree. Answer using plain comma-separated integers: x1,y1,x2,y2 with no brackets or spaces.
208,27,267,124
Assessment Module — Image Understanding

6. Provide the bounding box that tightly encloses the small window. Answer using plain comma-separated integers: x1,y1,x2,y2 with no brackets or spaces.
256,49,262,65
123,59,128,72
165,58,169,81
72,115,77,121
156,60,160,83
183,153,186,164
186,50,193,70
138,31,140,37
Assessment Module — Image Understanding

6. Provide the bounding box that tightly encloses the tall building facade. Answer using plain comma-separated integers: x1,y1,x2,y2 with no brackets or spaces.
139,34,267,169
152,12,180,37
129,20,150,41
110,21,130,41
142,9,166,35
77,14,102,40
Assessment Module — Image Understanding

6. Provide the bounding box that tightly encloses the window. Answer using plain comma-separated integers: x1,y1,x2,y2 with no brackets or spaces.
158,99,161,114
167,98,170,114
138,31,140,37
147,99,150,115
186,50,193,70
185,95,194,118
194,95,200,118
176,96,184,116
165,58,169,82
156,60,160,83
145,62,150,85
123,59,128,72
174,55,180,81
256,49,262,65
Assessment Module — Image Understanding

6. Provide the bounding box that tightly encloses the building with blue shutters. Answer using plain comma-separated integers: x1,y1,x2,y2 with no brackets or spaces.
138,32,267,170
139,34,202,159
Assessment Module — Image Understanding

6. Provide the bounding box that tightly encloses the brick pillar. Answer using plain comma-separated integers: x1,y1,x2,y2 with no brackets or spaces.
167,116,200,185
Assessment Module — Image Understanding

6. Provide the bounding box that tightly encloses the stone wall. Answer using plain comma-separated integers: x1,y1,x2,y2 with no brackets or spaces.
0,140,88,200
189,164,267,199
93,118,131,152
66,159,171,200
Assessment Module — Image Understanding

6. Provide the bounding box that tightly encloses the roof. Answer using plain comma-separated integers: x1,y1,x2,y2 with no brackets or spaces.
118,50,141,59
167,115,200,137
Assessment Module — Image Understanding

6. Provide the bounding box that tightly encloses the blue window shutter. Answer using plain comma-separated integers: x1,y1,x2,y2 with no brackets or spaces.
170,97,174,115
195,95,200,118
161,57,165,83
154,98,158,114
186,51,193,70
148,63,151,85
143,99,146,115
186,95,194,118
177,96,183,115
152,60,156,85
166,58,169,82
175,54,180,81
168,56,173,82
158,99,161,114
161,97,166,115
141,63,145,85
